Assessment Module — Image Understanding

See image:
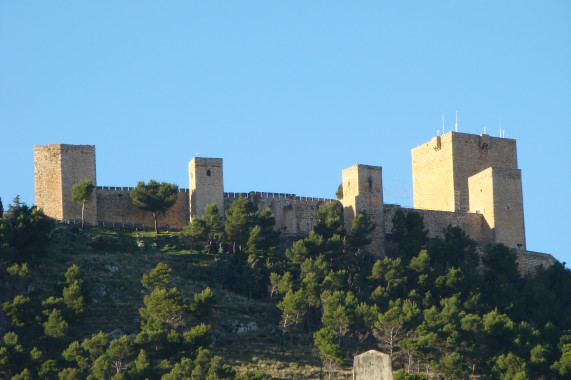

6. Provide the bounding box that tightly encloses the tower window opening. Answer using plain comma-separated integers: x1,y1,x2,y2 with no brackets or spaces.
206,170,211,177
368,177,373,192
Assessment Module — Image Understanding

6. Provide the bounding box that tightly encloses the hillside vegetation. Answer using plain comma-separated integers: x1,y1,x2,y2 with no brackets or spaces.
0,197,570,379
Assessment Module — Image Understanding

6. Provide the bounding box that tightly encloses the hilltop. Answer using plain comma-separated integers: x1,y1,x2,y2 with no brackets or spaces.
1,198,570,379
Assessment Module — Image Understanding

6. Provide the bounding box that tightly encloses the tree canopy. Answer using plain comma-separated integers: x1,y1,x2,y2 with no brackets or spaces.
71,179,94,229
130,180,178,234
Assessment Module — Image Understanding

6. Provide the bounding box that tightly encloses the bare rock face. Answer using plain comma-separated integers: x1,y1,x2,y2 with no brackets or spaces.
353,350,393,380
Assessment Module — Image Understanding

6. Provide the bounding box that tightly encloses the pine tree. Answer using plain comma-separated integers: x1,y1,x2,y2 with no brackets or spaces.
71,179,94,229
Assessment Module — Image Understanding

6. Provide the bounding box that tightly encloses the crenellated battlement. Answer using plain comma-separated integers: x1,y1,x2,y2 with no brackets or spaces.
96,186,189,193
225,191,335,204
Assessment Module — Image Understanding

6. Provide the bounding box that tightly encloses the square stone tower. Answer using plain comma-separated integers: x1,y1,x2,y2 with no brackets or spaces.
341,164,385,256
189,157,224,220
412,132,518,212
34,144,97,222
469,167,526,249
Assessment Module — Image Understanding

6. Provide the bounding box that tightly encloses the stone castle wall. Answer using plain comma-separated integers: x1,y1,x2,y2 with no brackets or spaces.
224,191,336,234
96,187,190,230
384,204,492,242
34,145,64,220
516,250,558,275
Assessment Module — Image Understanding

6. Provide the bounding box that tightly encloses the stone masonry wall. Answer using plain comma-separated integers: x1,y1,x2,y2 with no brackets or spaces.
517,250,558,275
341,164,385,256
469,167,526,249
34,144,97,223
60,145,97,223
412,134,456,212
384,204,492,243
96,187,190,230
34,145,64,219
451,133,518,212
189,157,224,219
224,192,336,234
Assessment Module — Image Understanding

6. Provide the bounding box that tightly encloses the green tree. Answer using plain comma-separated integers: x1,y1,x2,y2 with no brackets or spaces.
389,209,428,263
435,352,468,380
183,202,223,253
277,289,305,343
12,368,33,380
71,179,94,229
81,331,109,365
492,353,528,380
0,332,27,379
130,180,179,234
481,244,521,314
137,287,186,350
129,349,151,379
321,290,358,347
62,341,90,369
0,197,3,218
58,367,82,379
550,334,571,377
141,262,173,292
0,197,54,263
335,184,343,200
105,336,136,376
313,327,343,380
43,309,69,339
62,281,85,316
314,203,344,239
38,360,58,378
2,296,33,327
255,208,280,252
190,287,216,318
347,211,375,251
224,197,258,254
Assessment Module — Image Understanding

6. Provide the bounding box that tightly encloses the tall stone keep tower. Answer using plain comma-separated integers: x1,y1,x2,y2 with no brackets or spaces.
412,131,525,249
412,132,518,212
34,144,97,222
189,157,224,220
341,164,385,256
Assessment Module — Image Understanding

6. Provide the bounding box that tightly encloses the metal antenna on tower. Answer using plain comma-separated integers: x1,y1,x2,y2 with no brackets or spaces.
455,111,458,132
484,125,487,134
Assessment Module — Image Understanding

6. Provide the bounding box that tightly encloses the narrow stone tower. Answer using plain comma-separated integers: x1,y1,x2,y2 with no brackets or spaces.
34,144,97,223
469,167,526,250
188,157,224,220
341,164,385,256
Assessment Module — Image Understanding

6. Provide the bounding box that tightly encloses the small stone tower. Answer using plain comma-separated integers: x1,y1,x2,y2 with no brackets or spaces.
469,167,526,250
34,144,97,223
341,164,385,256
188,157,224,220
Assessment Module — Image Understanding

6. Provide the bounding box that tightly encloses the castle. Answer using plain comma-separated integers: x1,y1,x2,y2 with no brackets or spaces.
33,132,556,270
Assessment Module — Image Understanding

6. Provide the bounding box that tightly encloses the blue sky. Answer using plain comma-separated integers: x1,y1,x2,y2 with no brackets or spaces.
1,1,570,265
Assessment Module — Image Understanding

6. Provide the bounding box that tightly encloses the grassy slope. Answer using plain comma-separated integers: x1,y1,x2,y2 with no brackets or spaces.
26,225,352,379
